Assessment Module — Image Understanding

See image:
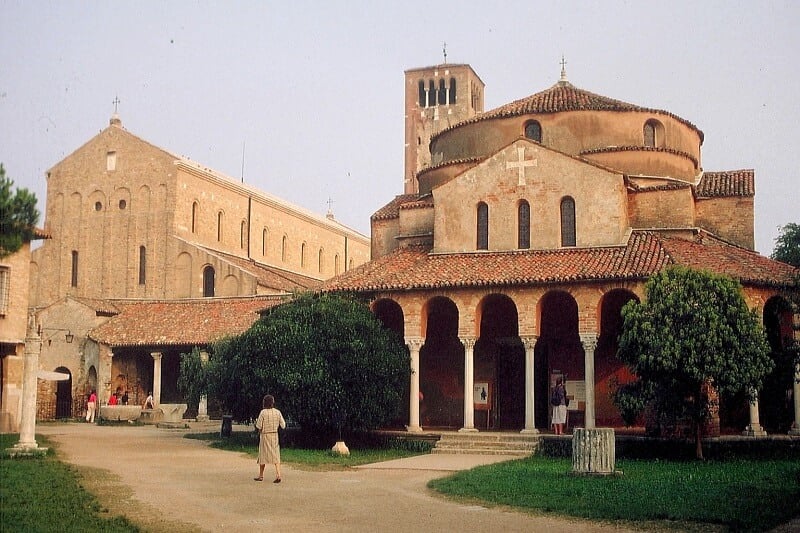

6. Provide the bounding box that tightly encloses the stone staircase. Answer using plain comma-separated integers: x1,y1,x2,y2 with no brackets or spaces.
432,432,540,456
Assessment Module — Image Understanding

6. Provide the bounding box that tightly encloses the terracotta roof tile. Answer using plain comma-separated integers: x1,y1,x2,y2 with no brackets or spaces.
582,146,699,169
435,81,703,142
320,231,796,293
196,245,321,292
89,296,286,347
694,170,755,198
371,194,422,221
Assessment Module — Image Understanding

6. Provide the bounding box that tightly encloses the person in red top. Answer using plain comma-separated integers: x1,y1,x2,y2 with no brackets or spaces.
85,390,97,422
108,393,118,406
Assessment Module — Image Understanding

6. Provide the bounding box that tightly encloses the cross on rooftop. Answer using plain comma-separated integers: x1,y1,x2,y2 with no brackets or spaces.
112,96,121,113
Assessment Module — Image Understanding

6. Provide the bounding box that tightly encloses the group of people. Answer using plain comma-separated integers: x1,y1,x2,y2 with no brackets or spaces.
83,389,155,422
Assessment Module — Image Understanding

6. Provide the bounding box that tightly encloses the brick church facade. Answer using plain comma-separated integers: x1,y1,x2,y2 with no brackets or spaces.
323,62,799,436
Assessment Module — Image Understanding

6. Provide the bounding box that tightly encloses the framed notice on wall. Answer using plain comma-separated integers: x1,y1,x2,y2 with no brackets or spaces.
565,380,585,411
473,382,491,410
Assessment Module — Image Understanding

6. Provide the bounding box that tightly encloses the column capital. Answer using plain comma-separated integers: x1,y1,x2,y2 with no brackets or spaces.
520,335,539,350
150,351,163,360
405,337,425,351
579,333,599,350
460,336,477,349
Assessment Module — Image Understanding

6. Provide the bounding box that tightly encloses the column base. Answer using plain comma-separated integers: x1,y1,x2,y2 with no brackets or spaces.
742,424,767,437
7,443,48,458
405,425,423,433
520,428,540,435
458,427,479,433
196,414,210,422
788,424,800,437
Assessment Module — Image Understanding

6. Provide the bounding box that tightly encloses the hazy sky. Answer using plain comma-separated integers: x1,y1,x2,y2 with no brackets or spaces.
2,1,797,256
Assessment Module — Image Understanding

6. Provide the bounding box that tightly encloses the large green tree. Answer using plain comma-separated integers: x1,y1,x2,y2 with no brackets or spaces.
614,266,773,459
0,164,40,258
771,222,800,267
180,292,409,441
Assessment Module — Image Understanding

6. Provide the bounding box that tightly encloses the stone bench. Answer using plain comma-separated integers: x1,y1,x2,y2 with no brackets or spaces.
99,405,142,422
139,404,189,427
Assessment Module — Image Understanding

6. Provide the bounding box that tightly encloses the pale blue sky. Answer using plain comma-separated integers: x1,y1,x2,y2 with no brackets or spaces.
2,1,797,255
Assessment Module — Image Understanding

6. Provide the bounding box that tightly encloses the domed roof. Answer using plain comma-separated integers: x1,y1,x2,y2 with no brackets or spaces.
436,79,703,142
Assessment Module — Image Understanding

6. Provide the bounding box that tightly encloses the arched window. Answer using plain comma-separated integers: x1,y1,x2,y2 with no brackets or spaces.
217,211,224,242
191,202,198,233
71,250,78,287
281,236,287,262
418,80,426,107
438,78,447,105
262,229,268,257
518,200,531,249
334,254,340,275
428,80,436,107
318,248,324,273
240,220,247,249
300,242,306,268
449,77,456,104
202,266,215,297
560,196,576,247
524,120,542,142
643,119,663,148
476,202,489,250
138,245,146,285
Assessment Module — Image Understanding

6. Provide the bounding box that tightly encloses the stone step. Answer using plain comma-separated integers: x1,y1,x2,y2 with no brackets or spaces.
432,432,540,456
432,447,532,456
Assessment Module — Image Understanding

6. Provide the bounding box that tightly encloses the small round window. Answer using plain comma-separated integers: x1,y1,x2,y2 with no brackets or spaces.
94,201,102,211
119,199,127,210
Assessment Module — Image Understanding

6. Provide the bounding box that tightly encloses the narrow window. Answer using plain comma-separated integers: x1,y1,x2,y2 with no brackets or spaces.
449,77,456,104
240,220,247,249
191,202,198,233
94,201,102,212
217,211,223,242
334,254,340,275
643,121,655,147
438,79,447,105
318,249,324,273
202,266,215,297
106,151,116,171
477,202,489,250
418,80,426,107
518,200,531,249
71,250,78,287
560,197,576,247
281,236,287,262
300,242,306,268
138,246,146,285
262,229,268,257
0,266,10,316
428,80,436,107
524,121,542,142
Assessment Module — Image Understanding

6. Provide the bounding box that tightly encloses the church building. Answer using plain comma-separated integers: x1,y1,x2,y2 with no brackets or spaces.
323,62,799,436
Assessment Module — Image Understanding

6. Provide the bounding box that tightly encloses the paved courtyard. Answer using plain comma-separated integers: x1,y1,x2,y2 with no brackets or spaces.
34,421,646,532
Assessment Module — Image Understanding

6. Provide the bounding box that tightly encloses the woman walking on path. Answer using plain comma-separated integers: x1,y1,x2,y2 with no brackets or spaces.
254,394,286,483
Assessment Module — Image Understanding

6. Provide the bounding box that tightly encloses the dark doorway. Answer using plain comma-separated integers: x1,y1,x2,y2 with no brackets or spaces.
420,297,463,428
55,367,73,418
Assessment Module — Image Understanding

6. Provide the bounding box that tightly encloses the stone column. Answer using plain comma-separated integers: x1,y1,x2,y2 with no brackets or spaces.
197,350,210,422
459,337,477,432
151,352,163,406
742,388,767,436
789,364,800,436
10,315,47,456
580,333,598,429
572,428,616,475
521,335,539,434
406,338,424,433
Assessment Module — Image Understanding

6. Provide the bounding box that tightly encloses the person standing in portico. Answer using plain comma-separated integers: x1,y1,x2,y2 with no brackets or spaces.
85,390,97,422
551,378,567,435
254,394,286,483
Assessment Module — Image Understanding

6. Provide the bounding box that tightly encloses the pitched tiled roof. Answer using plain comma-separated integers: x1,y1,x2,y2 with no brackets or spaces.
320,231,796,293
582,146,699,169
89,296,286,347
694,170,755,198
371,194,422,221
435,81,703,142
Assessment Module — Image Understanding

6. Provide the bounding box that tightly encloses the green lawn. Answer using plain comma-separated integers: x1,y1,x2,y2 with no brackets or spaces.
0,434,139,532
429,455,800,532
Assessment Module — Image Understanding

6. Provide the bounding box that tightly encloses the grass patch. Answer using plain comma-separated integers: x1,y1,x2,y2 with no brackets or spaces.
0,433,140,532
185,430,433,469
429,455,800,532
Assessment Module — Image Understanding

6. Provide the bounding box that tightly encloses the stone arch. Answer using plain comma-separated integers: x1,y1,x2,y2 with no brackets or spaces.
475,293,524,429
372,298,405,340
54,366,73,418
202,265,215,297
595,288,639,427
534,290,581,428
221,274,240,296
175,252,193,298
419,296,463,427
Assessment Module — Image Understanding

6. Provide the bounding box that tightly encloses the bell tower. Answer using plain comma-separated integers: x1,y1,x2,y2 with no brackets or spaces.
403,63,484,194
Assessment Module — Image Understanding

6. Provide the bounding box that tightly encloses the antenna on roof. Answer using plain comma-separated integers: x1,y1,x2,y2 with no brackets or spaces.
560,55,568,82
443,42,447,64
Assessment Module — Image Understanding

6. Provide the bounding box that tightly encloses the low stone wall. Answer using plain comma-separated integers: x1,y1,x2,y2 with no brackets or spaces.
99,405,142,422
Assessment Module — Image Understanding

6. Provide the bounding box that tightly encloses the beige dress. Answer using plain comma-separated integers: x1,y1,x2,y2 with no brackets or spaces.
255,407,286,465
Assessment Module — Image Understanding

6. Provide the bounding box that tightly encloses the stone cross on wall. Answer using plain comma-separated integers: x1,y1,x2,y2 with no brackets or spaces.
506,147,538,186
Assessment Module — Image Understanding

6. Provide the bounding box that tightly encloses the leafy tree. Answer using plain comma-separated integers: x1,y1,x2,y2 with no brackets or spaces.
0,164,40,258
180,292,409,442
614,266,773,459
771,222,800,267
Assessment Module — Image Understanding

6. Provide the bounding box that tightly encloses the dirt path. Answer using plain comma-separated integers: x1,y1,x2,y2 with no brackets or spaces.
37,422,645,532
